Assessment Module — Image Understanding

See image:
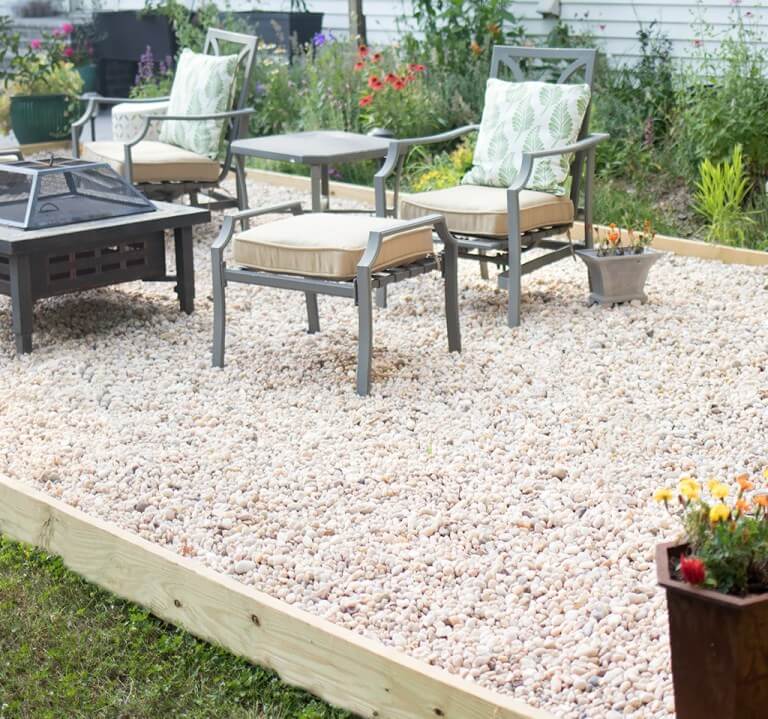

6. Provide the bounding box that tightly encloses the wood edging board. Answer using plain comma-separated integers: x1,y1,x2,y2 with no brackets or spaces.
246,168,768,267
0,475,554,719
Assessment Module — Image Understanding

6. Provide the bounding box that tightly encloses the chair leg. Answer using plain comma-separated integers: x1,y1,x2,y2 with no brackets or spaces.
478,249,490,280
212,255,226,367
443,250,461,354
507,193,522,328
375,286,388,308
356,272,374,396
236,155,250,232
189,190,199,207
305,292,320,333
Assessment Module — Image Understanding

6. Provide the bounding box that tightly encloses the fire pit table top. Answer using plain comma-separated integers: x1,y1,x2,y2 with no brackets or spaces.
0,202,208,255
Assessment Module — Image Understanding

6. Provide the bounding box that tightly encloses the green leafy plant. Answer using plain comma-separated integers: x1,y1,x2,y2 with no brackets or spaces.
144,0,222,54
674,6,768,182
654,470,768,596
693,145,756,247
407,134,475,191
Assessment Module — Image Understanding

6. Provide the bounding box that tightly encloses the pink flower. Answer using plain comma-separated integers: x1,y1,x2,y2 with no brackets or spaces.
29,38,42,50
52,28,62,38
63,46,74,58
599,24,606,31
61,22,74,34
693,38,702,47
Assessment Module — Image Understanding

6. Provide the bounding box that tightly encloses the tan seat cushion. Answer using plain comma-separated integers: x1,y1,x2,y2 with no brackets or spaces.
399,184,574,238
0,152,21,163
233,214,434,280
82,140,220,183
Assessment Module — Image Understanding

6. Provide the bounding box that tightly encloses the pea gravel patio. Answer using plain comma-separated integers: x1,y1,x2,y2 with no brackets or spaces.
1,181,767,719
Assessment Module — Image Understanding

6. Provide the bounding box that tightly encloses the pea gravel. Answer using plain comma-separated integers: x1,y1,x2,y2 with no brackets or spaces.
1,181,767,719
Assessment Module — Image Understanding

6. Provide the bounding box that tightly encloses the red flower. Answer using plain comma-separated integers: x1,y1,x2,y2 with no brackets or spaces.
371,52,382,63
384,72,398,85
392,78,406,91
63,46,74,58
408,63,426,72
679,555,706,586
367,75,383,90
359,94,373,107
358,44,369,58
354,61,365,71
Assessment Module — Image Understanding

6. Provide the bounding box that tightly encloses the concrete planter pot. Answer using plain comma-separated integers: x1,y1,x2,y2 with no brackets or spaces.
576,248,660,305
657,542,768,719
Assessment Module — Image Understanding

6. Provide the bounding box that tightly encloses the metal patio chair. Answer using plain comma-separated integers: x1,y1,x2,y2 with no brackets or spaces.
210,203,461,396
71,29,258,210
374,46,608,327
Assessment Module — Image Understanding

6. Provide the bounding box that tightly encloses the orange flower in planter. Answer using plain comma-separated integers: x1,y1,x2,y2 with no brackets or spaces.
735,499,750,515
737,474,754,492
679,555,706,585
754,494,768,509
607,223,621,246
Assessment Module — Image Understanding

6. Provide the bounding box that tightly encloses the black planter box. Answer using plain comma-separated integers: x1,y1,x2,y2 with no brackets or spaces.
92,11,176,97
234,11,323,58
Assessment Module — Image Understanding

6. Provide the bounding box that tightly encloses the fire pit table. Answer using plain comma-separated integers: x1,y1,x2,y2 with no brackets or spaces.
0,158,209,354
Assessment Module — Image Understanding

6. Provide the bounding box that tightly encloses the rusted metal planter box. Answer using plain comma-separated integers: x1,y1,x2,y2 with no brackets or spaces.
657,542,768,719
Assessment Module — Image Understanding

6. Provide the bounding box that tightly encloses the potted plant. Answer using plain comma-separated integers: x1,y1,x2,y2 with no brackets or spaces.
236,1,324,61
0,20,83,144
654,470,768,719
66,20,101,93
576,220,661,304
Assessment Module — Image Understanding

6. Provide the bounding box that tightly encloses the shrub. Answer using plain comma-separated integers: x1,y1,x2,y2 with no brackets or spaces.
673,7,768,182
693,145,756,247
407,134,476,191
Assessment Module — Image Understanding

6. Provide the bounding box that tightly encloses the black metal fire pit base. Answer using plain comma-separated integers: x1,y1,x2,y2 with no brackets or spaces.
0,202,209,354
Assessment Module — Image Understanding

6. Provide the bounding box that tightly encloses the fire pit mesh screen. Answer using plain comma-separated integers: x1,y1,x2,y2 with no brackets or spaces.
0,157,155,230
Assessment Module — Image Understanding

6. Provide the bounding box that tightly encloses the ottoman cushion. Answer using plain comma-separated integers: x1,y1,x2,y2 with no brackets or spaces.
233,214,434,279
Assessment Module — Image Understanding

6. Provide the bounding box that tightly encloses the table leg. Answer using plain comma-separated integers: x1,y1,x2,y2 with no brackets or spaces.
174,226,195,314
9,255,33,354
321,164,330,211
310,164,323,212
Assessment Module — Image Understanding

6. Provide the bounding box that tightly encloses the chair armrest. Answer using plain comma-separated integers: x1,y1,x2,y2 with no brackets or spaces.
373,125,480,219
508,133,609,191
358,213,449,271
124,108,255,148
211,201,303,253
145,108,255,123
78,94,171,104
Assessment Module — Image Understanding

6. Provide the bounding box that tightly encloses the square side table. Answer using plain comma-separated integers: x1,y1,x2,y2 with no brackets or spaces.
232,131,391,212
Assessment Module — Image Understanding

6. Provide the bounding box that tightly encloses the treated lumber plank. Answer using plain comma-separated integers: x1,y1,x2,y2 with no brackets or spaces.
0,476,553,719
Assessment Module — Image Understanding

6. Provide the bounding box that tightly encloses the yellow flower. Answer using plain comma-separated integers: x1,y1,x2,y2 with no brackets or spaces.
653,488,674,503
709,503,730,523
678,477,700,500
707,478,719,492
710,483,729,500
763,467,768,481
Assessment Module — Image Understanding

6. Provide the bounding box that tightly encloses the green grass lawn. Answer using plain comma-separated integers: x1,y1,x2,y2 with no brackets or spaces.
0,536,352,719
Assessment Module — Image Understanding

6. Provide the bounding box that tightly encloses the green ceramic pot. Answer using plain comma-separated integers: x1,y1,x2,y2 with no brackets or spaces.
76,64,98,94
10,94,69,144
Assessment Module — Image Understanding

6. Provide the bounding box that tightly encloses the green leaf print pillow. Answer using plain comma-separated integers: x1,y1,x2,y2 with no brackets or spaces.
462,79,591,195
159,49,239,158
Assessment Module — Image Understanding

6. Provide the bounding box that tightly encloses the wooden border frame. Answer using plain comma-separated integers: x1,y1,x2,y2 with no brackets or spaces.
245,168,768,268
0,475,553,719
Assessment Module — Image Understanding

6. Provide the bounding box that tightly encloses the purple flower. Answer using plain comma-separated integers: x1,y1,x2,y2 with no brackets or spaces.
135,45,156,86
312,32,326,47
254,82,266,96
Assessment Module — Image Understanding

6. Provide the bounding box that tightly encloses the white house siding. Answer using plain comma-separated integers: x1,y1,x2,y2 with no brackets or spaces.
2,0,766,64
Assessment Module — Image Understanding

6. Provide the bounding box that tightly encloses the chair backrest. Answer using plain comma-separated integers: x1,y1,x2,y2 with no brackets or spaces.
488,46,598,206
202,28,259,181
203,28,259,114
